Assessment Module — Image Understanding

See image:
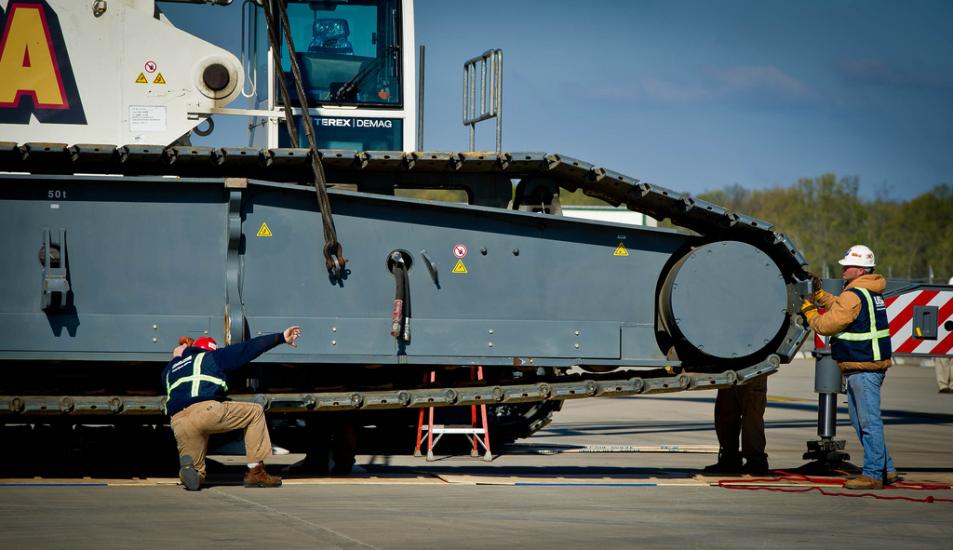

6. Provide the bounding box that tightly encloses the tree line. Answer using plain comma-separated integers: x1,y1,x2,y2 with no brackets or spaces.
562,175,952,281
691,175,952,282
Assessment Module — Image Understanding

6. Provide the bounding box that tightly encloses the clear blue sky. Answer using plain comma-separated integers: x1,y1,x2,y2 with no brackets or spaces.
161,0,953,200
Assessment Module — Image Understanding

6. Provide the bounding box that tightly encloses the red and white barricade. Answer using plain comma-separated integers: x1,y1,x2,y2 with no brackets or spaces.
884,285,953,357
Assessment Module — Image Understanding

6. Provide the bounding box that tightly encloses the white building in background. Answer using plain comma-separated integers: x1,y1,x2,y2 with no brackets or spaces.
561,205,658,227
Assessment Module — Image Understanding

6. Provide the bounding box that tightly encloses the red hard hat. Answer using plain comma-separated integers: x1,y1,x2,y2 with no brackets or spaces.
192,336,218,351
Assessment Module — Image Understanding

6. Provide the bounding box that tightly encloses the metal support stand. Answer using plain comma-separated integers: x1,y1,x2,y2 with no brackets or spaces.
798,278,859,475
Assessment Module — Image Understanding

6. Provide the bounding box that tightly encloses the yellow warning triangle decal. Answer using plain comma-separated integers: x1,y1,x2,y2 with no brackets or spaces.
613,243,629,257
256,222,273,237
153,73,166,84
452,259,468,274
135,73,148,84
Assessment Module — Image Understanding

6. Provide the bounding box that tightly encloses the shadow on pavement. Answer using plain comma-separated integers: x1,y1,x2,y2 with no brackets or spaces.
633,395,953,425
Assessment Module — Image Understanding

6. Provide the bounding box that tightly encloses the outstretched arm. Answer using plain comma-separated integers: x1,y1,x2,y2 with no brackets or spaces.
213,326,302,372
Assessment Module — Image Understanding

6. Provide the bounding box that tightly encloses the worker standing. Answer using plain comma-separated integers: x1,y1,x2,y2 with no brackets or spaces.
703,375,769,475
935,356,952,393
935,277,953,393
163,326,302,490
801,245,897,490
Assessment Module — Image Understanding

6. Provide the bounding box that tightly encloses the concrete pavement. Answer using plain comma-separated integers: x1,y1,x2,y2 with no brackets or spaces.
1,359,951,548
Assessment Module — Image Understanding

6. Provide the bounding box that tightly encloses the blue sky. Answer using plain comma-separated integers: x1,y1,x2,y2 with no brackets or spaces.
162,0,953,200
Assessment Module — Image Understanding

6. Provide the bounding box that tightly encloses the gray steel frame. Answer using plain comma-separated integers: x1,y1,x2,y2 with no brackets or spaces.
0,145,812,371
0,174,682,366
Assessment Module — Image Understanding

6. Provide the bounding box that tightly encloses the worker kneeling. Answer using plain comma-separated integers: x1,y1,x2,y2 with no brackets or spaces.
163,327,302,490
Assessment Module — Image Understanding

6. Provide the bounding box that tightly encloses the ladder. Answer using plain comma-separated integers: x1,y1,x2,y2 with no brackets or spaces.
414,366,492,461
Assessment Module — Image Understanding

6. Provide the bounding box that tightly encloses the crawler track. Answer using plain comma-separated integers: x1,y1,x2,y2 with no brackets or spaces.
0,144,811,426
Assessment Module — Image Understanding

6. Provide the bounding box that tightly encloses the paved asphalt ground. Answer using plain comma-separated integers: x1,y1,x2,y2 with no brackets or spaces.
1,358,951,549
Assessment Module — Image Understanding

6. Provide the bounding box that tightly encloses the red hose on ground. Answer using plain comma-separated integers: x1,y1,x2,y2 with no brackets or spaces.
716,471,953,504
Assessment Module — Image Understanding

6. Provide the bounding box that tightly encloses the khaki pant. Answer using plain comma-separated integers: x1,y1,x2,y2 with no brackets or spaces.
937,357,953,391
714,375,768,464
171,400,273,477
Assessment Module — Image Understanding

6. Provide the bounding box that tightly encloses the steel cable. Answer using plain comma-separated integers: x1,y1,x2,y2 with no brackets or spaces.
262,0,346,277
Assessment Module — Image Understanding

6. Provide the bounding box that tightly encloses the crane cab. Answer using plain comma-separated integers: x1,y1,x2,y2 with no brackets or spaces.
248,0,416,151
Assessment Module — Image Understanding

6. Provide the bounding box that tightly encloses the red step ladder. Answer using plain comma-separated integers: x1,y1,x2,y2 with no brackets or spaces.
414,366,492,461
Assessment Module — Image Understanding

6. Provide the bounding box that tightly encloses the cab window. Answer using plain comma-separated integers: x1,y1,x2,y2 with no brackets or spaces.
279,0,401,107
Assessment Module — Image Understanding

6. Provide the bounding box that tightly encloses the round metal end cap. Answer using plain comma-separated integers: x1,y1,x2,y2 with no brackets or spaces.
662,241,787,360
202,63,230,92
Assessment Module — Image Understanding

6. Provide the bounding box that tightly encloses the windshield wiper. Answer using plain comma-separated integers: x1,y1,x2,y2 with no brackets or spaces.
331,57,384,102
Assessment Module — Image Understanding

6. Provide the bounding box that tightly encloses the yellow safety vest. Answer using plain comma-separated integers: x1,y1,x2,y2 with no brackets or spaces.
831,287,891,362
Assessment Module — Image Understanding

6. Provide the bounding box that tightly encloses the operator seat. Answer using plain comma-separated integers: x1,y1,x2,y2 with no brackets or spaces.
309,18,354,54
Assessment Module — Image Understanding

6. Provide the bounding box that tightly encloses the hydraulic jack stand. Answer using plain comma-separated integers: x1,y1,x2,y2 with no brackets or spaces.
798,278,859,475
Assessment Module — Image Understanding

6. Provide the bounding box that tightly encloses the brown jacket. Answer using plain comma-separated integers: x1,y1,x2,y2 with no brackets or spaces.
809,274,892,372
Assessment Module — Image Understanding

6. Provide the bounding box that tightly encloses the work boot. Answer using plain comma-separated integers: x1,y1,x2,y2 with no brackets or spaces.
179,455,202,491
244,463,282,488
846,471,900,484
844,475,883,490
741,459,771,476
702,459,743,475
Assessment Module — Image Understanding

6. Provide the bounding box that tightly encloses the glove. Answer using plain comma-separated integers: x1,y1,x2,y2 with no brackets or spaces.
178,335,195,347
800,298,818,322
808,273,830,303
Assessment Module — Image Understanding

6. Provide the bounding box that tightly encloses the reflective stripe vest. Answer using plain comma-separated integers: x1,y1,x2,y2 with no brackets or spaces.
165,352,228,401
831,287,892,363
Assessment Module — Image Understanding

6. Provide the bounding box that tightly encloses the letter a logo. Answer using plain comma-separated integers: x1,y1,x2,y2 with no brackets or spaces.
0,1,86,124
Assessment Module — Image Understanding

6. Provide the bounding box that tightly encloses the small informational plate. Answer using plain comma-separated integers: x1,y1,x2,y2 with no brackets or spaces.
128,105,167,132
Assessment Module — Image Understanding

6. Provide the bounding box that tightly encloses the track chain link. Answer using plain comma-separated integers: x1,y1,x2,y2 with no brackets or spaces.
0,356,780,416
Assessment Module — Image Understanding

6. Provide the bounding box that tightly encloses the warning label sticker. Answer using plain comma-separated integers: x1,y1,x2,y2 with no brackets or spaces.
144,61,157,74
613,243,629,257
452,244,468,258
452,259,468,274
135,73,148,84
153,73,166,85
256,222,273,237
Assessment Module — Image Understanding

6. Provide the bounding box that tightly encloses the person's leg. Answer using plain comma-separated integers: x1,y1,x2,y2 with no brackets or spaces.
193,400,280,487
170,404,211,489
717,388,742,461
881,372,895,476
171,406,211,477
739,376,768,471
845,374,862,446
706,388,742,472
846,372,890,481
182,400,272,471
216,401,274,465
937,359,953,391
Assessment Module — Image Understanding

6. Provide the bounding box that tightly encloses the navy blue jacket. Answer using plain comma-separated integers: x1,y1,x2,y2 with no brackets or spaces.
162,333,285,417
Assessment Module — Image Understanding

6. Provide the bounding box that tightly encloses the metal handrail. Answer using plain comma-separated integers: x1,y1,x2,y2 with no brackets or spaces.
463,49,503,152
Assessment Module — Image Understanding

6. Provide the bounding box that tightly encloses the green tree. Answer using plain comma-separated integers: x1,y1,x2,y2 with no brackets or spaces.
883,184,953,279
698,177,952,281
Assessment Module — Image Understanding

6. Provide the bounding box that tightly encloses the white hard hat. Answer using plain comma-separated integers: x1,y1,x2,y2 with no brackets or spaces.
838,245,876,268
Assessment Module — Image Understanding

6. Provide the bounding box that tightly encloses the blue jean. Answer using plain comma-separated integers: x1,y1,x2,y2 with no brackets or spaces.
845,371,895,480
